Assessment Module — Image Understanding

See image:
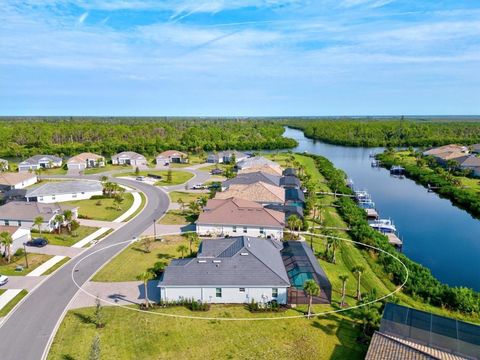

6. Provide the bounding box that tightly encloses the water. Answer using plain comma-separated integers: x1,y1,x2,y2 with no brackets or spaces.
284,127,480,291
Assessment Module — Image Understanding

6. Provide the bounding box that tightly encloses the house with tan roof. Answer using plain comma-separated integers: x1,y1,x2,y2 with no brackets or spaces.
215,182,285,205
156,150,188,164
111,151,147,166
0,172,37,191
422,144,469,165
196,197,285,239
67,152,105,170
236,156,283,176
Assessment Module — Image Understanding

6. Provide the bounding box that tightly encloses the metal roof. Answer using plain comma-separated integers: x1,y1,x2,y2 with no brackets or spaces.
26,180,102,198
19,155,62,165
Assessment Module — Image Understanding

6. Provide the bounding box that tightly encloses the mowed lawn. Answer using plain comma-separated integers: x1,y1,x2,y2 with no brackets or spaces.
158,210,196,225
169,191,207,203
82,164,125,175
115,170,194,186
64,193,134,221
48,306,366,360
40,226,99,246
0,253,52,276
92,235,190,282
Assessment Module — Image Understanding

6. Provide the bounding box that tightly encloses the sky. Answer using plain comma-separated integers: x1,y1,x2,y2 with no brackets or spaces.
1,0,479,116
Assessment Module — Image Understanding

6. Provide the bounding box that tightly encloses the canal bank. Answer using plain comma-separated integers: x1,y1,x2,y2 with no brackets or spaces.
283,127,480,291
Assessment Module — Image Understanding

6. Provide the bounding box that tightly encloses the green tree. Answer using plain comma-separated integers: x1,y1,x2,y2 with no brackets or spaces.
63,210,73,233
303,279,320,319
33,216,44,235
94,296,105,328
176,244,188,258
339,274,349,307
0,231,13,263
88,334,101,360
352,265,365,301
54,214,64,234
135,166,140,175
186,232,199,255
166,169,173,183
113,194,124,211
136,271,153,308
70,220,80,237
177,198,185,214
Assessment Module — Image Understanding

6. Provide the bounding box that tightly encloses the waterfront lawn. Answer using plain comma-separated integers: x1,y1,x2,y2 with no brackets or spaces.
0,290,28,317
169,191,206,204
47,306,366,360
0,253,52,276
63,193,134,221
158,210,196,225
39,226,99,246
92,235,190,282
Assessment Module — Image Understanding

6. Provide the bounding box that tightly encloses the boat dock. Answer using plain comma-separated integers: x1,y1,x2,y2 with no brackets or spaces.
386,233,403,248
365,208,379,219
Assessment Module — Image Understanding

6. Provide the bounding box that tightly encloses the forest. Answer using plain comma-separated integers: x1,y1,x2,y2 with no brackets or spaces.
0,118,297,158
287,118,480,147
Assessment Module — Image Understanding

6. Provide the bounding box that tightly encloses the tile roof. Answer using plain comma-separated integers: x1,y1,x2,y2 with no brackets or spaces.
26,180,103,198
238,165,283,176
0,201,76,221
112,151,146,160
236,156,280,169
19,155,62,165
158,236,290,287
67,152,104,164
423,145,468,156
157,150,188,158
197,197,285,227
366,332,436,360
215,182,285,203
0,172,36,186
222,171,281,188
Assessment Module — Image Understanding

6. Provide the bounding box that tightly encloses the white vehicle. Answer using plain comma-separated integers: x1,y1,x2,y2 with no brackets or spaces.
0,275,9,286
191,184,205,190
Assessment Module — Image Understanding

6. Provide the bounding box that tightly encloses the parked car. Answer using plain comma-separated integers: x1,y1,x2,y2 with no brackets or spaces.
0,275,8,286
26,238,48,247
164,162,169,166
191,184,206,190
210,168,224,175
136,176,145,181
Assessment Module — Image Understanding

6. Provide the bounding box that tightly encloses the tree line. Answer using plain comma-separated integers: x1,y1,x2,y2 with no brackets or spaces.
0,118,297,158
287,119,480,147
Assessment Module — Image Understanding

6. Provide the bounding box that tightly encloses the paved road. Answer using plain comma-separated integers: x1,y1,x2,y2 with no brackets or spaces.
0,178,169,360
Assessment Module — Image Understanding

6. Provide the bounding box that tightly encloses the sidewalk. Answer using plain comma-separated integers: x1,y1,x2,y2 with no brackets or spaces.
78,219,124,229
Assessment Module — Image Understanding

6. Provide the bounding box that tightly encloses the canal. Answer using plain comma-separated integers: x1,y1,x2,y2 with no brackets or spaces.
284,127,480,291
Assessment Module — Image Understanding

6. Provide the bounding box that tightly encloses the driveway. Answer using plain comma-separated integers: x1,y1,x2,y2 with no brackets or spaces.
0,276,46,291
25,245,83,258
142,223,195,237
78,219,124,230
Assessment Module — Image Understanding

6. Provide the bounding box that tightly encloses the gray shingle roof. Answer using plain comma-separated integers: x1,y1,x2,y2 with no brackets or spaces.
280,175,301,188
0,201,76,221
159,236,290,287
236,156,279,169
20,155,62,165
26,180,102,198
222,171,281,188
112,151,146,160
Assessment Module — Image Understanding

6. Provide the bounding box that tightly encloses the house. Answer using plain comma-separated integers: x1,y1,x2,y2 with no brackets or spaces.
0,159,9,172
0,225,31,252
422,144,469,165
111,151,147,166
0,201,78,232
158,236,291,304
0,173,38,191
365,303,480,360
215,182,285,205
25,180,103,203
207,151,248,164
457,155,480,177
196,197,285,239
222,171,281,190
471,144,480,154
285,188,305,207
282,168,296,176
265,204,304,220
18,155,62,172
156,150,188,164
236,156,283,176
67,152,105,170
280,175,301,189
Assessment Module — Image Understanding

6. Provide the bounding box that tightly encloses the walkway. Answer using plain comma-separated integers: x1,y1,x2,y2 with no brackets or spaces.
0,276,46,291
78,219,124,230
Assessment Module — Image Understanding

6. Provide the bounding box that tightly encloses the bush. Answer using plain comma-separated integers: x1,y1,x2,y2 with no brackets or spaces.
159,298,210,312
246,299,281,313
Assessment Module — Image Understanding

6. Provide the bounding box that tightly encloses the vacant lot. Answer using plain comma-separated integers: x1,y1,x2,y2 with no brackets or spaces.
0,253,52,276
64,193,134,221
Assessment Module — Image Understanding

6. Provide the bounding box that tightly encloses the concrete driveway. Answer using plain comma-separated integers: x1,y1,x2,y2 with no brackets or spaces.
25,245,83,258
0,276,46,291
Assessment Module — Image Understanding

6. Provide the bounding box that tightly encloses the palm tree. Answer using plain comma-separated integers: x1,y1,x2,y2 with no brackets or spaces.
303,279,320,319
34,216,44,235
136,271,153,308
287,215,302,237
63,210,73,233
177,198,185,213
113,194,124,211
186,232,199,255
339,275,349,307
352,265,365,301
70,220,80,237
176,244,189,259
54,214,64,234
0,232,13,263
330,236,341,264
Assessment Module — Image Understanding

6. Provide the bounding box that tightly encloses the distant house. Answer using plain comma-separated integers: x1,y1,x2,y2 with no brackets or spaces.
215,182,285,205
0,225,31,252
471,144,480,154
18,155,62,172
196,197,285,239
280,175,301,189
236,156,283,176
457,155,480,177
285,188,305,207
207,151,248,164
422,144,469,165
111,151,147,166
158,236,291,304
67,152,105,170
265,204,304,220
365,302,480,360
156,150,188,164
282,168,296,176
0,159,9,172
0,173,37,191
26,180,103,203
222,171,281,190
0,201,78,232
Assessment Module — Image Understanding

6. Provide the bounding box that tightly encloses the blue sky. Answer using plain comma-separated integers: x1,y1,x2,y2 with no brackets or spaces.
1,0,479,116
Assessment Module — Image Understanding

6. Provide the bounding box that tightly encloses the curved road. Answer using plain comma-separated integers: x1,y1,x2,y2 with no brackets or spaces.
0,178,169,360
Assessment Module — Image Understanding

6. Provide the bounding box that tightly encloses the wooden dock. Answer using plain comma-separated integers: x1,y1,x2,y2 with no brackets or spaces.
365,208,379,219
386,233,403,247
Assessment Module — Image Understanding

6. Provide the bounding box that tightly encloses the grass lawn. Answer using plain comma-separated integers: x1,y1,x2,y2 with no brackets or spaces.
157,210,196,225
93,235,190,282
199,164,229,172
0,290,28,317
39,226,99,246
48,305,366,360
83,164,125,175
169,191,206,203
39,167,67,175
64,193,134,221
0,253,52,276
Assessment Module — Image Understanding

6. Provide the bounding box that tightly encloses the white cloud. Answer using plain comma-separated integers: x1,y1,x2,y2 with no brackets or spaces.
78,12,88,24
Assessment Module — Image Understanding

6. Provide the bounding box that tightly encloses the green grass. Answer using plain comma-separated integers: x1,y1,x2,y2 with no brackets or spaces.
39,167,67,175
38,226,99,246
0,289,5,296
43,257,70,275
0,253,52,276
64,193,134,221
0,290,28,317
169,191,206,203
92,235,190,282
48,305,365,360
83,164,126,175
199,164,229,172
157,210,196,225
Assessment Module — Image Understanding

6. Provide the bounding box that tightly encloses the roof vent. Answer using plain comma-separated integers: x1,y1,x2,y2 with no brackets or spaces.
197,260,207,263
240,252,249,256
212,260,221,263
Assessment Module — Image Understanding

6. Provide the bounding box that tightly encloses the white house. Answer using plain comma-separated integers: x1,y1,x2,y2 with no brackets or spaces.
25,180,103,203
156,150,188,164
0,172,38,191
196,197,285,239
207,151,248,164
0,201,78,232
0,225,32,252
67,152,105,170
158,236,290,304
111,151,147,166
18,155,62,172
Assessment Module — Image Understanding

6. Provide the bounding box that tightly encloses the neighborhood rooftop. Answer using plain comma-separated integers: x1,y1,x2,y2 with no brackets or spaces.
25,180,103,198
19,154,62,164
159,236,290,287
0,172,36,186
0,201,76,220
222,171,281,188
215,181,285,203
67,152,103,163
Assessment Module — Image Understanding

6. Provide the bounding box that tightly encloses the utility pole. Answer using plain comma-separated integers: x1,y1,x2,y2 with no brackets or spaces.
153,218,157,240
23,243,29,269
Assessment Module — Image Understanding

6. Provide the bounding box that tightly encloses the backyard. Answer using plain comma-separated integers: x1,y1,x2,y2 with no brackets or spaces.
64,193,134,221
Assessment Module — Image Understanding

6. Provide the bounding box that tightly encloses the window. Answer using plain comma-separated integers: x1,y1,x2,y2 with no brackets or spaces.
17,221,22,226
260,227,265,234
216,288,222,298
72,194,77,198
232,226,237,233
52,195,56,200
4,220,9,226
239,288,245,292
39,197,43,201
243,226,247,233
272,288,278,298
